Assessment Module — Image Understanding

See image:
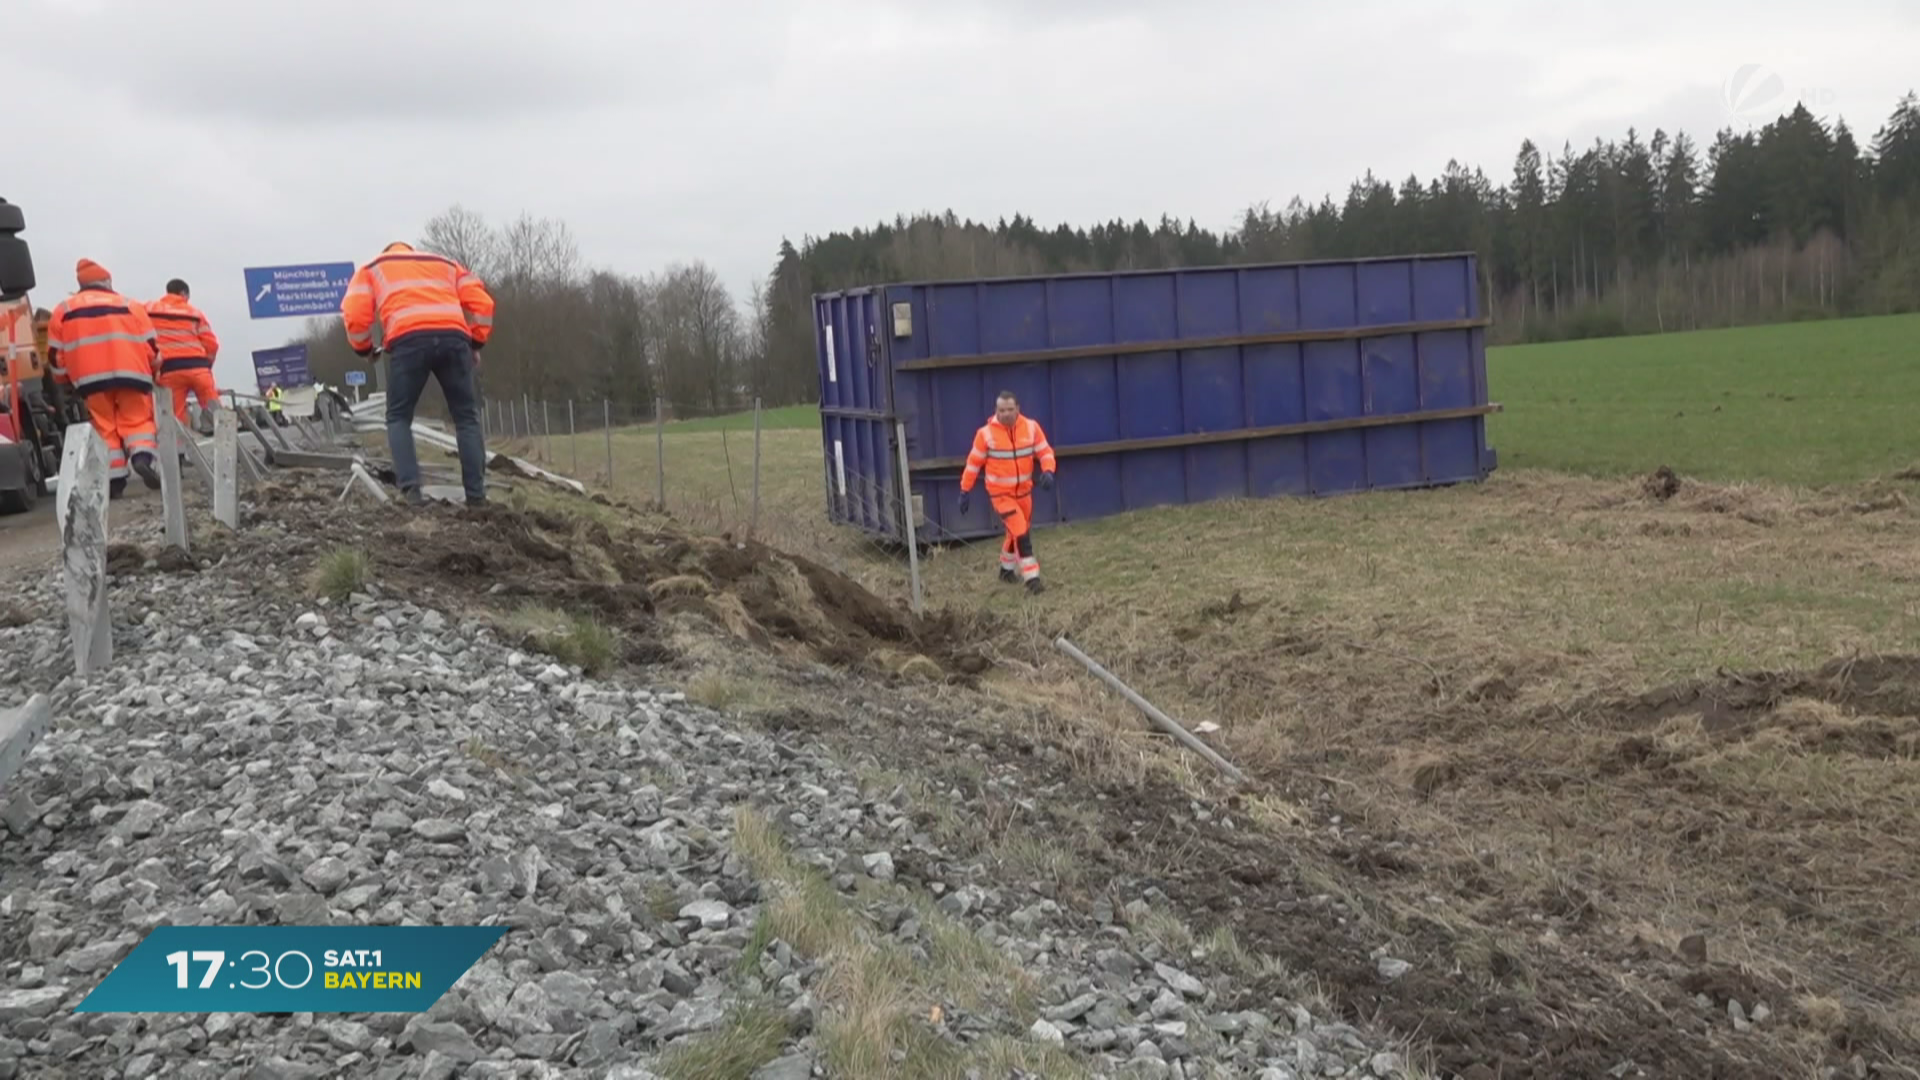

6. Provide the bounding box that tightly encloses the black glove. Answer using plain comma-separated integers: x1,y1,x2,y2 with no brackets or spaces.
958,490,970,514
353,347,373,359
1038,470,1054,490
470,337,484,352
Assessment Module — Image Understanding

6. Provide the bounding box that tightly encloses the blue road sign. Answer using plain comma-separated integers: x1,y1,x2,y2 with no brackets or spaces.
252,344,311,393
243,262,356,320
344,370,367,387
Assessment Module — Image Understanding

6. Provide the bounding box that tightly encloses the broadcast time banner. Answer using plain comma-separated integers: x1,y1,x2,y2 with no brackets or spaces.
75,926,507,1013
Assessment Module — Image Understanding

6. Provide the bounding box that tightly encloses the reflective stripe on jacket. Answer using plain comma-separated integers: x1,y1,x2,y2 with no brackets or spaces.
960,413,1056,499
341,250,495,352
145,294,220,375
46,286,157,395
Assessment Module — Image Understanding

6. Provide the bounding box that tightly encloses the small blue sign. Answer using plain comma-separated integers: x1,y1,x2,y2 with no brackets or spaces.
243,261,356,320
344,370,367,387
253,344,311,393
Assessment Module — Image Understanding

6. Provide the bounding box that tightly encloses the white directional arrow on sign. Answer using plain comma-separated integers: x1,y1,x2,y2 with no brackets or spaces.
253,283,272,302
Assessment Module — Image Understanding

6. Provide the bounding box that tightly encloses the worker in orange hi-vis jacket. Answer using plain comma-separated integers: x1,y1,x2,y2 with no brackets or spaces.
341,241,495,507
958,389,1058,595
145,278,221,435
45,258,161,497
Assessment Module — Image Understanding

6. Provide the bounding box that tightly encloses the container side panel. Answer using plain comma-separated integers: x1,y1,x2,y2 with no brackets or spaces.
1244,343,1306,426
1176,270,1240,337
998,363,1054,434
1049,278,1114,347
926,284,980,358
980,281,1049,353
1114,275,1176,342
1304,339,1365,494
1357,261,1415,325
1362,334,1423,488
933,368,986,462
1416,327,1481,482
1248,435,1311,497
816,298,844,411
1299,264,1358,331
1122,447,1185,512
1060,454,1124,523
1182,347,1243,432
1238,266,1301,332
858,292,888,414
1119,353,1182,439
1413,259,1473,321
1052,356,1122,445
1187,443,1248,504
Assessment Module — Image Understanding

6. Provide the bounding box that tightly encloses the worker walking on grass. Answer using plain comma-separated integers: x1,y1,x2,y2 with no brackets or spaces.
342,241,495,507
146,279,221,440
958,389,1057,594
44,259,161,497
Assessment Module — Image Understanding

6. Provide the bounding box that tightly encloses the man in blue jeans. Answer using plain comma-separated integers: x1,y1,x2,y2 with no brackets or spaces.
341,241,496,505
383,331,489,506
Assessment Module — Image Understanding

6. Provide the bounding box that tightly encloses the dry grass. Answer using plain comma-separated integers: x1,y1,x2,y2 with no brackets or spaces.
500,603,618,675
305,545,370,603
730,806,1080,1080
655,1001,789,1080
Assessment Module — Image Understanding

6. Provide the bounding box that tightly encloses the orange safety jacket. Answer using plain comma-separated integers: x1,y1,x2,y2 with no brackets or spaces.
960,413,1056,501
144,294,220,375
341,246,495,355
45,286,157,395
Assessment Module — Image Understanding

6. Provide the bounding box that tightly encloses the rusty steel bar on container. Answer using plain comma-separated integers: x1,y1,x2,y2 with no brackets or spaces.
1053,635,1246,783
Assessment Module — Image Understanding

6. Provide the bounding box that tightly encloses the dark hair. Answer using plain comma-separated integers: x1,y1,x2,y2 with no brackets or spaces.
166,279,189,296
996,389,1017,402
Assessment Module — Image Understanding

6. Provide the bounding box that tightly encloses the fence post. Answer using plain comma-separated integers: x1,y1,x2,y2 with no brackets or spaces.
894,419,923,615
750,398,762,540
604,400,613,489
213,408,238,529
523,393,531,444
569,399,577,476
542,399,551,463
654,397,666,510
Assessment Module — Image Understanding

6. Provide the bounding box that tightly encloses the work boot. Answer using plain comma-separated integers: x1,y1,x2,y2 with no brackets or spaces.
1025,578,1045,595
402,488,427,507
131,455,161,491
999,567,1017,584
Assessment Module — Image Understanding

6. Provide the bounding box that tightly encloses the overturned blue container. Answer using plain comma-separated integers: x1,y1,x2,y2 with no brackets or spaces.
815,253,1499,545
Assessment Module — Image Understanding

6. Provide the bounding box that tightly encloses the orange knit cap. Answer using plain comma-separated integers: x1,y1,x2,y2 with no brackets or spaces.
76,258,111,286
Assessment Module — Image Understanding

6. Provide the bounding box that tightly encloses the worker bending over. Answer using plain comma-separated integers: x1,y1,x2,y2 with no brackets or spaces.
146,278,220,435
45,259,161,496
342,241,495,506
959,389,1057,594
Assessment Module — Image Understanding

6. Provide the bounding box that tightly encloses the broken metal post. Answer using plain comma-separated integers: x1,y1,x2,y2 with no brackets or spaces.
1053,635,1247,783
57,424,112,677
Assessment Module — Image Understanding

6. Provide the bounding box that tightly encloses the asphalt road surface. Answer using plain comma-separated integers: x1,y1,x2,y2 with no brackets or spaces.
0,481,163,573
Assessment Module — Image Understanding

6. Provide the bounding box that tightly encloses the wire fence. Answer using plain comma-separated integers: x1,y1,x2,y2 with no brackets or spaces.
453,393,994,614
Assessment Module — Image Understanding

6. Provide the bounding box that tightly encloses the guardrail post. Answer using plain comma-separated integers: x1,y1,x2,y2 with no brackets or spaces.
213,408,239,528
155,387,188,554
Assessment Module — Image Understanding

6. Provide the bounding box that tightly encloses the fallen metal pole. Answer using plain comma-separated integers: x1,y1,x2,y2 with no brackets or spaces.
1053,635,1247,783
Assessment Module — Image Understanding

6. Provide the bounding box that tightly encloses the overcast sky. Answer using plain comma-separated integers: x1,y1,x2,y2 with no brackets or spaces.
12,0,1916,392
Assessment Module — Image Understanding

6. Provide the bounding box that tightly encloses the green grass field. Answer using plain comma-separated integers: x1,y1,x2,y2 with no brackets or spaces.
1487,311,1920,486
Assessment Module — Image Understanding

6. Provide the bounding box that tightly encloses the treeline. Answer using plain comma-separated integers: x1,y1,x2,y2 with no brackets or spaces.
297,93,1920,413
